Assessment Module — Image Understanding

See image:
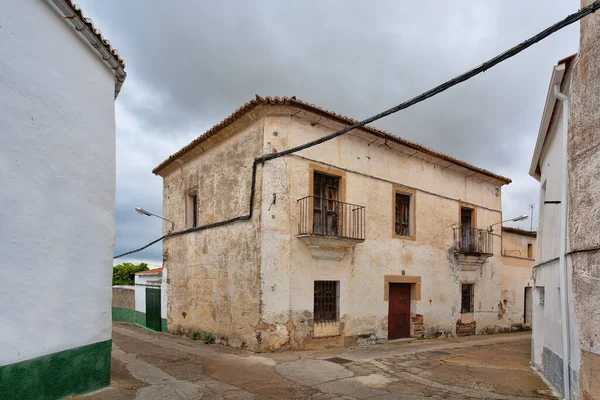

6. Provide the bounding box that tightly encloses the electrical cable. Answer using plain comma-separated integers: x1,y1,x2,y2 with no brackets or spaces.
114,1,600,259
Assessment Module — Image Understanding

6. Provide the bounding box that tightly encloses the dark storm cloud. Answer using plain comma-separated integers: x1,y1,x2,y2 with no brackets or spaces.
78,1,579,261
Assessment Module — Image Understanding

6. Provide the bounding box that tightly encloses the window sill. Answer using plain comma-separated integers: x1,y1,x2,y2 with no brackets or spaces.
313,321,341,338
392,234,416,241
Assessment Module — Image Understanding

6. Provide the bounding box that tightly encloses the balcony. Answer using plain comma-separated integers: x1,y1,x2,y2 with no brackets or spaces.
297,196,365,260
452,227,493,270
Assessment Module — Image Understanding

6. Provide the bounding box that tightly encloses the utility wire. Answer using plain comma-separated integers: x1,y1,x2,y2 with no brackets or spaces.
114,1,600,260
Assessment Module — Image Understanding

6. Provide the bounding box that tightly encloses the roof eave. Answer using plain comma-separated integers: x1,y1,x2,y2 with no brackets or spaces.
153,96,511,184
529,63,567,181
49,0,126,99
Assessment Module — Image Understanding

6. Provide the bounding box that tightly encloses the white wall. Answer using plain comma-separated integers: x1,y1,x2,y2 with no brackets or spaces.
0,0,116,365
134,274,163,315
532,95,580,374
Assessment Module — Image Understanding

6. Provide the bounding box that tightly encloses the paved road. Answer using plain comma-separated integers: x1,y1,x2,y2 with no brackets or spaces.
78,323,556,399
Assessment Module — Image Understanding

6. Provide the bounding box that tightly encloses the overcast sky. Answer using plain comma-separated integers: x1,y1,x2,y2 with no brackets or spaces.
77,1,580,263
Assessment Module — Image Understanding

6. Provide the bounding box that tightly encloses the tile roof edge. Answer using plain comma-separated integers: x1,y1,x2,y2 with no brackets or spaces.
152,95,511,185
50,0,126,98
501,226,537,237
135,267,163,275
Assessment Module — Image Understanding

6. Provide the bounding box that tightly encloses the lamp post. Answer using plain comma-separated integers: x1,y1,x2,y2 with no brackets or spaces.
487,214,528,232
135,207,174,232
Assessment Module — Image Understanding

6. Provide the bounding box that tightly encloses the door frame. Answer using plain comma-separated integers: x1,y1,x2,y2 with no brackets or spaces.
388,282,412,339
145,287,162,332
384,275,421,340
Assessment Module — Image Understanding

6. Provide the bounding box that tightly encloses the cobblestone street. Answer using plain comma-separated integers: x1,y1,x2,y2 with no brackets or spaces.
75,323,556,399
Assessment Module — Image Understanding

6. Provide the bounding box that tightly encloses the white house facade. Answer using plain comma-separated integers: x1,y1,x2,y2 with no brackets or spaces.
529,44,600,398
0,1,125,398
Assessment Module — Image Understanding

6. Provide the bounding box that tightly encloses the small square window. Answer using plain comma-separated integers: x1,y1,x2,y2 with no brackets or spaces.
314,281,339,323
187,192,198,228
461,283,474,313
393,188,415,239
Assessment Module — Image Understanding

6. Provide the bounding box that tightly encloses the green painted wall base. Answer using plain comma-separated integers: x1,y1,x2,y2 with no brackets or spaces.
0,339,111,400
112,307,167,332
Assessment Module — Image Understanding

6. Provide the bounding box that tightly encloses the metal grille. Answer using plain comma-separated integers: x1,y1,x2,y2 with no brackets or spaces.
453,227,493,255
461,283,474,313
314,281,339,323
297,196,365,240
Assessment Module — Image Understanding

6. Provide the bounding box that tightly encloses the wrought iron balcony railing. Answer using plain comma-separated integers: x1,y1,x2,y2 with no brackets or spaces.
453,227,493,255
297,196,365,241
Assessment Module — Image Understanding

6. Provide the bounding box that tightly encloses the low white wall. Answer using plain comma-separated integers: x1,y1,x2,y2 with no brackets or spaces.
134,274,163,315
0,0,115,365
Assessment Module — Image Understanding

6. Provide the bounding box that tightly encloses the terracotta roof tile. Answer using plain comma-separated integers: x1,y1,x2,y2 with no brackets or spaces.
65,1,125,68
502,226,537,238
152,95,511,184
135,267,163,275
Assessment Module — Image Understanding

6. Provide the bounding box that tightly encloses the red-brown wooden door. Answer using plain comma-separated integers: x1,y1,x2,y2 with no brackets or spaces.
388,283,411,339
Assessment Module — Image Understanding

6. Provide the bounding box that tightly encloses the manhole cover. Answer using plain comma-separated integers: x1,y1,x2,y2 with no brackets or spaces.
325,357,353,364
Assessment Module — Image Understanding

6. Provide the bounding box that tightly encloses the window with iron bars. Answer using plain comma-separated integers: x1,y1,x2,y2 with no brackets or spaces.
461,283,474,313
314,281,340,323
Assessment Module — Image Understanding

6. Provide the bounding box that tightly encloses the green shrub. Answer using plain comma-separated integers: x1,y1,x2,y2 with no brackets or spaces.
189,331,199,341
201,331,214,344
112,262,149,285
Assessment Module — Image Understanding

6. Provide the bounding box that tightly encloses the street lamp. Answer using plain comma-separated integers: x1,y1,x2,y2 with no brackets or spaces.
135,207,174,231
488,214,528,232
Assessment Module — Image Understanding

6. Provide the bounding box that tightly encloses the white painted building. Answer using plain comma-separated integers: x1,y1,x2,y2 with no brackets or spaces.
0,1,125,398
529,54,586,398
135,268,168,331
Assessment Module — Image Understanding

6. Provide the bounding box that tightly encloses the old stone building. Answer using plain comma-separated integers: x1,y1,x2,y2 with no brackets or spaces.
153,96,535,352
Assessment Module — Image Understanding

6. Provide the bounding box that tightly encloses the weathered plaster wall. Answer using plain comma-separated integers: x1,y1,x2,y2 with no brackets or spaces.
500,231,535,328
568,3,600,398
161,118,264,350
0,0,115,366
112,286,135,310
258,111,510,350
161,268,168,320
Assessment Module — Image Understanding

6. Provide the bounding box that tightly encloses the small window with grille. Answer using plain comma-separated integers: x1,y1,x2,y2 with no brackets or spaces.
461,283,474,313
314,281,340,323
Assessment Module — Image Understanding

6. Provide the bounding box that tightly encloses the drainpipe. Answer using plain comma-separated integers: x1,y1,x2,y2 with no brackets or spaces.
553,83,570,400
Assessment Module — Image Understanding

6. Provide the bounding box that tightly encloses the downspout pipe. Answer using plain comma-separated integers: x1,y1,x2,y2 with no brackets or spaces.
553,83,571,400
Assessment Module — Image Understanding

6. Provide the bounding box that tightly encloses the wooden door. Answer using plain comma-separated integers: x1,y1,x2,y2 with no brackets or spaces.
313,173,340,236
388,283,411,339
460,208,473,251
145,288,162,331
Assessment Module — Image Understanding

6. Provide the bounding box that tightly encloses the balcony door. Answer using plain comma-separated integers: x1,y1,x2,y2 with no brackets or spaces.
313,172,340,236
460,207,473,251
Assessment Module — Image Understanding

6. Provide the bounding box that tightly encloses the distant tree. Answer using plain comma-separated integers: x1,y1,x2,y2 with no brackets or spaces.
112,262,148,285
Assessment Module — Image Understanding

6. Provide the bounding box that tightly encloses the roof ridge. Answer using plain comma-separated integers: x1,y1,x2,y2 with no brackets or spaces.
152,95,511,185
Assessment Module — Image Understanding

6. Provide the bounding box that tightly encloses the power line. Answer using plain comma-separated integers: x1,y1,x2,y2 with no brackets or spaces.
114,1,600,259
